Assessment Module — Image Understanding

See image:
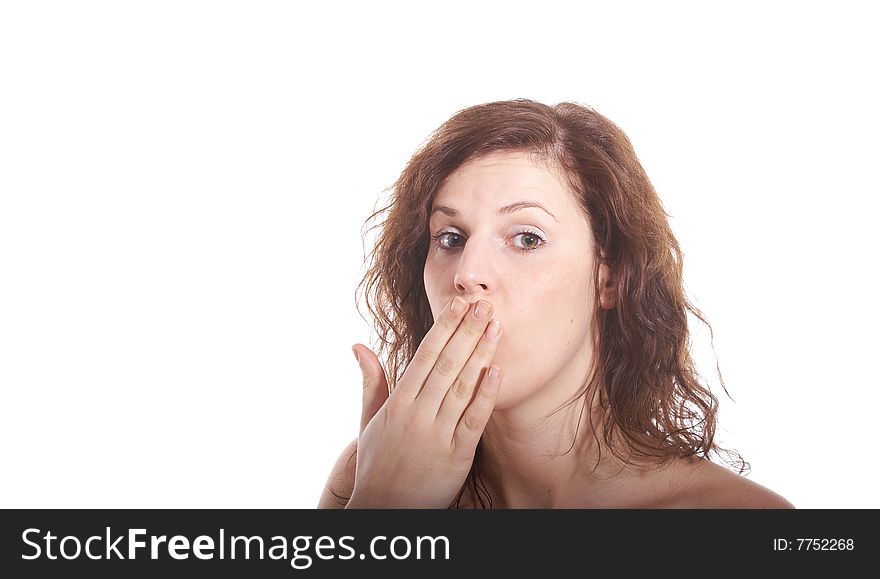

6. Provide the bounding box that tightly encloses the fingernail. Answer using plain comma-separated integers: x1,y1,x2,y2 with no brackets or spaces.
351,346,360,363
485,319,501,339
450,296,467,315
474,300,490,320
488,366,499,380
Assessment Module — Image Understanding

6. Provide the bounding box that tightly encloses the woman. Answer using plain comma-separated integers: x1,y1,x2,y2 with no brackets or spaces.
318,99,793,508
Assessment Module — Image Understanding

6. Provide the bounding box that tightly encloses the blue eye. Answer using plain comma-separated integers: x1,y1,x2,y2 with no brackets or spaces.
512,231,545,252
430,231,464,250
430,230,547,253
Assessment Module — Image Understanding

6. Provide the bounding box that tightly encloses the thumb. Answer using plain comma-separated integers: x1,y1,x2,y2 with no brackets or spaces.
352,344,389,435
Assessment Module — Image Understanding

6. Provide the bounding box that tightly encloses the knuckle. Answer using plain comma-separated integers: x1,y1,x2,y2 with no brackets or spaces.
410,406,435,428
414,346,438,367
461,322,484,339
450,376,472,399
437,313,459,332
434,355,456,377
473,340,495,360
463,411,483,432
391,403,424,431
385,394,407,418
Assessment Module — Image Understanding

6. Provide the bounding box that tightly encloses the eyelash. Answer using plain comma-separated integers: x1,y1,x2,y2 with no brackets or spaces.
429,229,547,254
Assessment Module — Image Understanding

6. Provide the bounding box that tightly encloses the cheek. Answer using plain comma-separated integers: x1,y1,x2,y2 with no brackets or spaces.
422,261,445,311
500,267,591,359
530,259,590,313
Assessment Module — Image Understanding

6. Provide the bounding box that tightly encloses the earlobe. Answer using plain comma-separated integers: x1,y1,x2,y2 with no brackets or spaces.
598,263,618,310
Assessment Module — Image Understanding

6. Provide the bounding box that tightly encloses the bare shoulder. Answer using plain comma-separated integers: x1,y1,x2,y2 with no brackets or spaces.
668,459,795,509
317,437,358,509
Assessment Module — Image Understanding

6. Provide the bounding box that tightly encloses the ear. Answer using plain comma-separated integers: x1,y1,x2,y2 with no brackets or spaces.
598,261,618,310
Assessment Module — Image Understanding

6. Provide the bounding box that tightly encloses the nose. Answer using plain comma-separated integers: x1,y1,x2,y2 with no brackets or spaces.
452,235,495,297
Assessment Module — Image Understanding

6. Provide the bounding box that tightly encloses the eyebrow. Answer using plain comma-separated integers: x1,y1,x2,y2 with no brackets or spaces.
430,200,558,222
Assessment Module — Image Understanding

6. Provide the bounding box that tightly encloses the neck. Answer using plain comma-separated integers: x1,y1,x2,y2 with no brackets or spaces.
477,392,608,507
472,365,667,508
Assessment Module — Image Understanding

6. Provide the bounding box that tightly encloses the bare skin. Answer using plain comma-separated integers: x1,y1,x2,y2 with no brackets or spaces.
343,296,505,508
320,438,794,509
319,151,793,509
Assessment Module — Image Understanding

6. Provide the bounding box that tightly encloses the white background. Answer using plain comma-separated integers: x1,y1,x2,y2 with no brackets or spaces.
1,1,877,508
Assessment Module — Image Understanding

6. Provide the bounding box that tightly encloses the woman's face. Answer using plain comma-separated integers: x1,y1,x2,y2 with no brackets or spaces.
424,150,604,410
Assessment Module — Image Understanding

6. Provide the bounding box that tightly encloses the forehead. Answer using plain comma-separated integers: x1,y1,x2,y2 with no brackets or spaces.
433,151,574,206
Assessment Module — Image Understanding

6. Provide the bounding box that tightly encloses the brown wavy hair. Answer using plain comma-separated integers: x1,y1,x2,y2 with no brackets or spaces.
352,98,748,508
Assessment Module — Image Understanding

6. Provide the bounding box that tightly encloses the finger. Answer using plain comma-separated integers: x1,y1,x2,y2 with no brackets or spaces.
414,299,494,413
392,295,470,403
434,318,502,439
354,344,389,435
452,365,502,457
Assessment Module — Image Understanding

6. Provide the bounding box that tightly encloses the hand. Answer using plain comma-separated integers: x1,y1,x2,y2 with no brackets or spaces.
347,297,504,508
